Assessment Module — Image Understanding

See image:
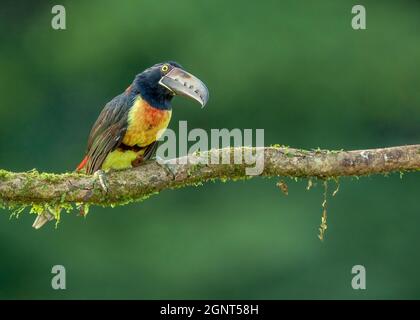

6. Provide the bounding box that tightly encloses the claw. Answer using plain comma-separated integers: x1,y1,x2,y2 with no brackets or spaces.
156,156,178,179
93,170,109,193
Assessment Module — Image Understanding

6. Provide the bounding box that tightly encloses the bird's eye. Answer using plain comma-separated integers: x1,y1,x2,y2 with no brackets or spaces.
161,65,169,73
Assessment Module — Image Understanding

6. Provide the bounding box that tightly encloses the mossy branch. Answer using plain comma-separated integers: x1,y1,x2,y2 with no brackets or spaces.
1,145,420,210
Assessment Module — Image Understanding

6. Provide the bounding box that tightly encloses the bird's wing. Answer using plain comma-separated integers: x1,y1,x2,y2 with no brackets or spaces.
84,93,132,174
142,141,159,161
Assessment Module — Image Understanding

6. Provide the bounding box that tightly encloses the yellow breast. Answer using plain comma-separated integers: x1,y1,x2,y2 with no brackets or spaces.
123,96,172,147
101,149,140,171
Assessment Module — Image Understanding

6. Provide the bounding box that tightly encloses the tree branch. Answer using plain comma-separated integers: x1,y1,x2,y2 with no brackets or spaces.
1,145,419,209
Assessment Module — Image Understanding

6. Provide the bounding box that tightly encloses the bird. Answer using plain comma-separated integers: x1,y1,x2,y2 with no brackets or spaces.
32,61,209,229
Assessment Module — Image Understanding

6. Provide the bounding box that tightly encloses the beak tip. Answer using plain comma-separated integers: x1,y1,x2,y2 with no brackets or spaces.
201,94,209,108
160,67,209,108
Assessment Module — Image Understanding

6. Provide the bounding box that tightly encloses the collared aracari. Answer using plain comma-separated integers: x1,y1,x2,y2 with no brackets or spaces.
32,62,209,229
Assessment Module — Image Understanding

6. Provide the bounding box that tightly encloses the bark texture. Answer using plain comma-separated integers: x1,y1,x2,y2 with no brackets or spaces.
0,145,419,208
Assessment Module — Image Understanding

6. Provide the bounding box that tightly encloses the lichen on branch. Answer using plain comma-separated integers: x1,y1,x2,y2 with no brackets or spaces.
1,145,420,213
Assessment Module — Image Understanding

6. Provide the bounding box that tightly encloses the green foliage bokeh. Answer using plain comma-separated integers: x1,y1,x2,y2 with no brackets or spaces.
1,0,420,299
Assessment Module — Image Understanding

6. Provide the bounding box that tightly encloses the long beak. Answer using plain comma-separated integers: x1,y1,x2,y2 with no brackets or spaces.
159,67,209,107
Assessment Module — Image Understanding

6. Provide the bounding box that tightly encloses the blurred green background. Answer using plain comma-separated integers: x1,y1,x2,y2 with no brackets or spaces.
1,0,420,299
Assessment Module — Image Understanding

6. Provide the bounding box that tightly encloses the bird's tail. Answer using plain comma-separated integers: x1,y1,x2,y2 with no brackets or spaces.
32,210,54,229
32,156,90,229
76,156,88,172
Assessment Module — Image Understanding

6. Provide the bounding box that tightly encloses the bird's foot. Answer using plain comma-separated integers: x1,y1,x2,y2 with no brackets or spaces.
131,155,144,167
155,156,179,179
93,169,109,193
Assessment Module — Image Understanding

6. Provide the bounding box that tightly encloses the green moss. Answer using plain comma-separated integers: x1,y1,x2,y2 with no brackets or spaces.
332,177,340,196
326,149,344,155
2,155,419,229
318,180,329,241
306,178,313,190
99,189,161,208
10,205,27,219
0,169,12,179
30,204,45,216
186,163,205,177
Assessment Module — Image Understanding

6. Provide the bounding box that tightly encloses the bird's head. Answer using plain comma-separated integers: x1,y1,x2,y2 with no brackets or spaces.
132,61,209,110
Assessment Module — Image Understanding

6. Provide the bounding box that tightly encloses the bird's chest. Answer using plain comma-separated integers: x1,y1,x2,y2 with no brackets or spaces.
123,97,172,147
